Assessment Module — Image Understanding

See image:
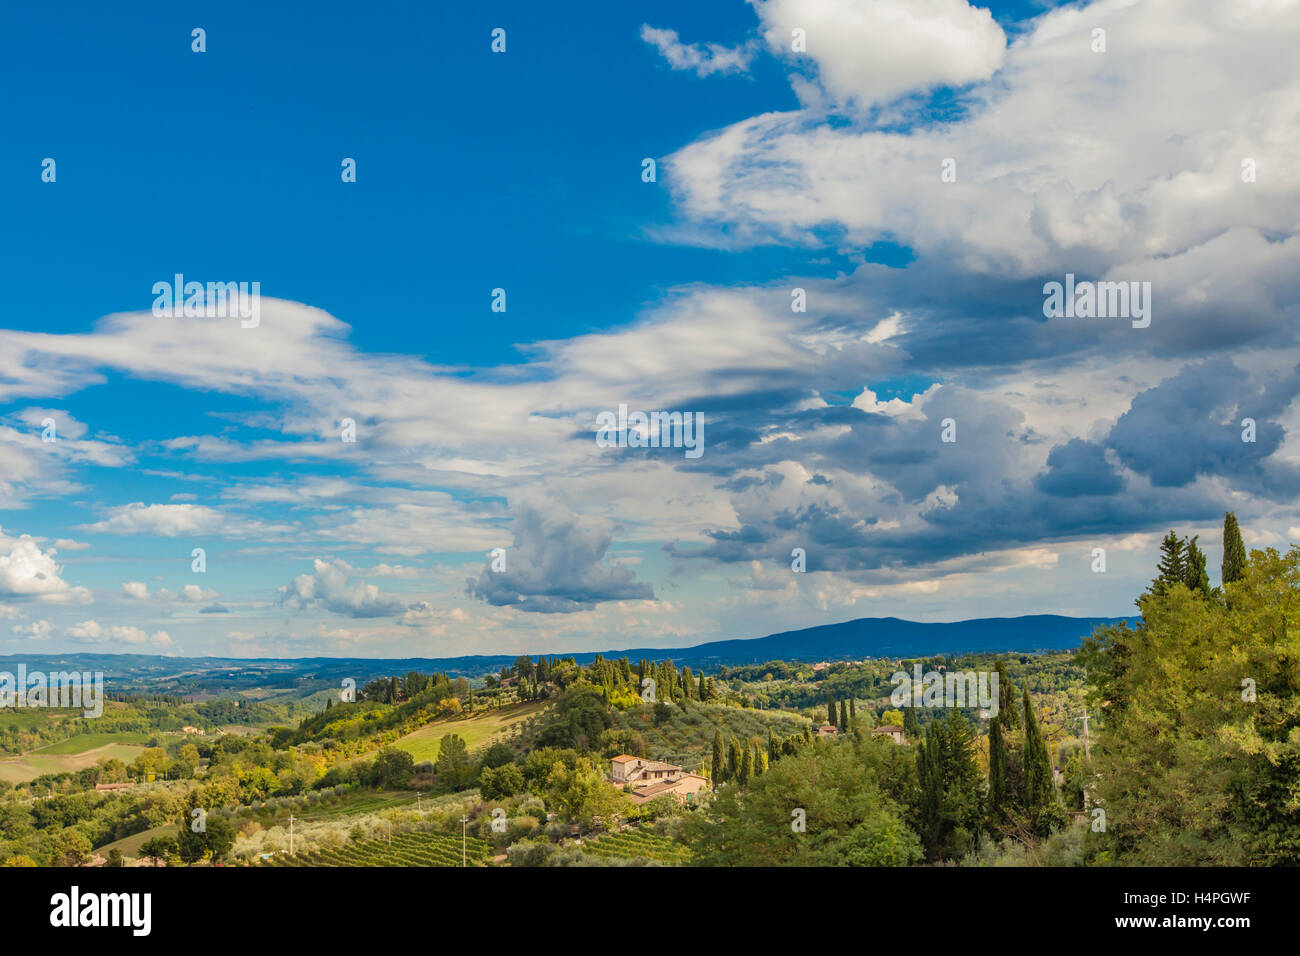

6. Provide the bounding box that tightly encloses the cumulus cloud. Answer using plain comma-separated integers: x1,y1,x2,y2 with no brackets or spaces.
0,529,92,604
752,0,1006,106
66,620,172,647
468,502,654,613
11,619,53,640
279,558,408,618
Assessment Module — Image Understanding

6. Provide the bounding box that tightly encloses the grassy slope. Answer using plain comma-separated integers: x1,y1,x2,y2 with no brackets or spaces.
391,700,546,762
0,743,148,784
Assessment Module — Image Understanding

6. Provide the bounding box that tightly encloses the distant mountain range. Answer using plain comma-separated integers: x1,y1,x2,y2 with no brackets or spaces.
0,614,1133,686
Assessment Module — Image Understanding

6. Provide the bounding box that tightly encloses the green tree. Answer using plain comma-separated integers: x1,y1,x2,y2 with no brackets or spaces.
712,730,725,783
435,734,473,791
1082,545,1300,864
987,716,1008,829
684,743,922,866
994,659,1019,730
371,747,415,789
1021,687,1054,834
1222,511,1246,585
1153,530,1186,594
1183,534,1210,594
915,712,983,861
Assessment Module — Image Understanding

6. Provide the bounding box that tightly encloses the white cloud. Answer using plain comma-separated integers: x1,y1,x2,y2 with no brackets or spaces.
640,24,755,77
66,620,172,647
753,0,1006,106
279,558,408,618
666,0,1300,277
0,528,92,604
11,619,52,640
80,502,226,536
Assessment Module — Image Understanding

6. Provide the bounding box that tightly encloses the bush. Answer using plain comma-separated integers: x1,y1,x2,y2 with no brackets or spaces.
506,840,553,867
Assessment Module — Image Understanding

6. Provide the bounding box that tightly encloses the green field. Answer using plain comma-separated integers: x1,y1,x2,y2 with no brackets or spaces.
392,701,546,762
96,823,175,860
33,731,154,754
0,742,148,784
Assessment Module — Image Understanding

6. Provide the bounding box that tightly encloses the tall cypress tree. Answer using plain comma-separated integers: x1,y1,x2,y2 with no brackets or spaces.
728,740,742,780
1183,535,1210,594
1021,687,1053,832
849,697,856,721
711,730,725,782
1222,511,1247,585
987,717,1008,828
767,729,778,762
826,691,836,727
738,745,751,786
698,672,707,700
903,704,920,738
839,700,848,730
994,659,1019,730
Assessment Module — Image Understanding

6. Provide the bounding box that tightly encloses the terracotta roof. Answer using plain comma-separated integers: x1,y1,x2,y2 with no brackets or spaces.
872,725,903,734
611,754,637,763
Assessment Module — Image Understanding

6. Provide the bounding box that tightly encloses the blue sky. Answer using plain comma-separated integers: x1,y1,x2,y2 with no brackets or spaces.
1,0,1297,657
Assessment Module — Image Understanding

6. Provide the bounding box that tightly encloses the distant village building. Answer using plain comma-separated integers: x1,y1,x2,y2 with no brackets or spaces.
181,726,202,734
871,725,905,745
609,754,710,804
816,724,838,737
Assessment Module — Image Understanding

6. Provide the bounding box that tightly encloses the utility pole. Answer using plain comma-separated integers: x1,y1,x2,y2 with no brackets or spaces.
288,814,295,857
460,815,469,867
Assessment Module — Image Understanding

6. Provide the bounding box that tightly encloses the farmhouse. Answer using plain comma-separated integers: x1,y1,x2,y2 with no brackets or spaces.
817,724,838,737
610,754,682,784
610,754,710,804
871,725,905,744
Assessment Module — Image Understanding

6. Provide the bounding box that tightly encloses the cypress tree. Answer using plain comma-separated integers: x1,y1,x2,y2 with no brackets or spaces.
711,730,724,783
767,729,778,761
738,745,752,786
826,691,836,727
849,697,856,721
698,672,706,699
903,705,921,738
839,700,848,730
987,716,1007,827
1021,687,1053,831
728,740,741,780
1183,535,1210,594
1222,511,1246,585
994,660,1019,730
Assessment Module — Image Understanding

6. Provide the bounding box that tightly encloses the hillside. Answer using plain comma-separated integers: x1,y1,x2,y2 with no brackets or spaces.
0,614,1132,686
